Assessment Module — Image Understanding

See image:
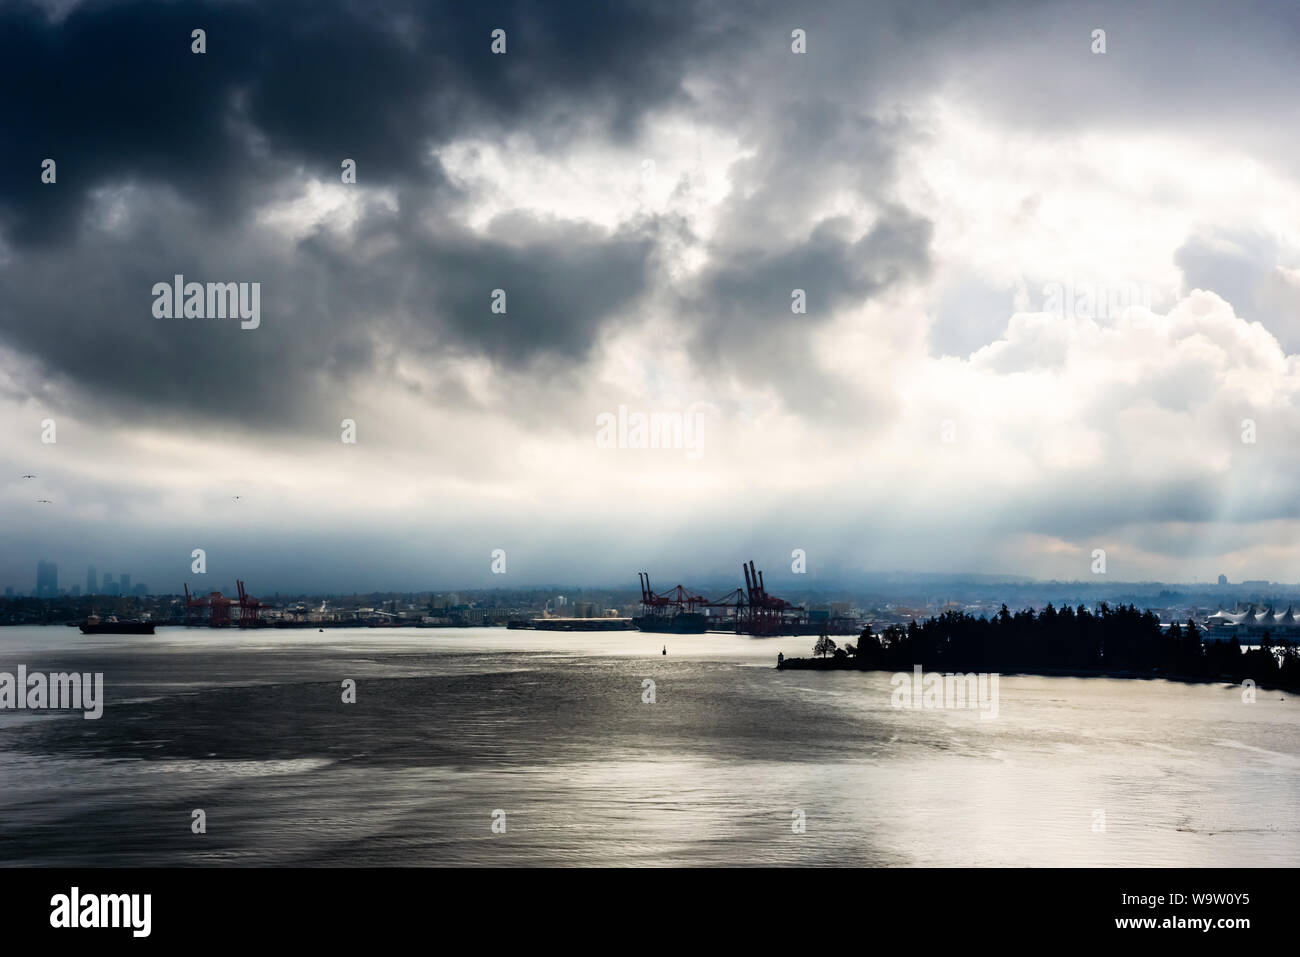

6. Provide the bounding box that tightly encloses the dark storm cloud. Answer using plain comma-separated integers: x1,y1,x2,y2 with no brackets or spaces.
5,0,1297,433
664,89,933,413
0,190,656,428
699,209,931,331
427,220,657,364
0,0,708,425
682,208,932,416
0,197,326,426
0,0,704,244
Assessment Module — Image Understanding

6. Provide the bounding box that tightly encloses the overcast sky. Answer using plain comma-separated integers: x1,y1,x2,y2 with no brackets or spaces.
4,0,1300,594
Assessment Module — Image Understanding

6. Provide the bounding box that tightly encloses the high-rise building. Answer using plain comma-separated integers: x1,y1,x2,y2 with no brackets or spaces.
120,573,131,596
87,565,98,594
70,584,81,597
36,560,58,599
4,586,13,597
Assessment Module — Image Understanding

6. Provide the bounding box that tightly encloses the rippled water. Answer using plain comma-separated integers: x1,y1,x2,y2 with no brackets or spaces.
0,625,1296,866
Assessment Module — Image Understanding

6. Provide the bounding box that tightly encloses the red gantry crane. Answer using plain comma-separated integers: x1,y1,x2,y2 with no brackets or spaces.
183,583,209,626
635,562,808,635
739,559,803,636
207,590,233,627
638,572,710,616
236,580,268,628
185,580,269,627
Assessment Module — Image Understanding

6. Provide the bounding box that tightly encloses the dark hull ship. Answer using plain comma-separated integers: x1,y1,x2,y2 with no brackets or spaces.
631,612,708,633
79,614,155,634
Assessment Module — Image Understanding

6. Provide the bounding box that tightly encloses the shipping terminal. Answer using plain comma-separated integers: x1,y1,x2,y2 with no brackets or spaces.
632,561,858,637
120,562,857,637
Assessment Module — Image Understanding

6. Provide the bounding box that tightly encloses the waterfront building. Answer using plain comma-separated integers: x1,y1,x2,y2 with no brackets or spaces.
1204,604,1300,641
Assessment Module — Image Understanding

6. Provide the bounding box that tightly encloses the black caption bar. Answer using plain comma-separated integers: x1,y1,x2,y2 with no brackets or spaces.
0,867,1277,945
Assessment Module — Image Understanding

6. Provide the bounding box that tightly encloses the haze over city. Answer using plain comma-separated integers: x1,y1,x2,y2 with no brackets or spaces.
5,0,1300,593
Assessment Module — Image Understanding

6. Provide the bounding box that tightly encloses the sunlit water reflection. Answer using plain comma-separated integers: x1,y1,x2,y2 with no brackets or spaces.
0,626,1295,865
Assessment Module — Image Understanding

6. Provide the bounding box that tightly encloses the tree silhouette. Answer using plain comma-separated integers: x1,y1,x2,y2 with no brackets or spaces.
803,605,1297,690
813,636,837,659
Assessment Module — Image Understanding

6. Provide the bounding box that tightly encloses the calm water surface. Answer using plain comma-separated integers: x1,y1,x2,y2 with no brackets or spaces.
0,625,1296,866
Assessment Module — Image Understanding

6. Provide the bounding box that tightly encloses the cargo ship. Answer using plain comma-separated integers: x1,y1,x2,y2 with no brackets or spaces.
79,614,155,635
632,612,708,634
512,617,634,631
634,573,712,633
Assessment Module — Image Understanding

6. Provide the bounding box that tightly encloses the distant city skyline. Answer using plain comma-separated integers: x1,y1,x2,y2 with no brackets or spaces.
2,554,1297,600
15,559,147,598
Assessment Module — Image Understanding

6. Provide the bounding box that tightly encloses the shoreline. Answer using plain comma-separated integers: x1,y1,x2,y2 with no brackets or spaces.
775,657,1298,693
